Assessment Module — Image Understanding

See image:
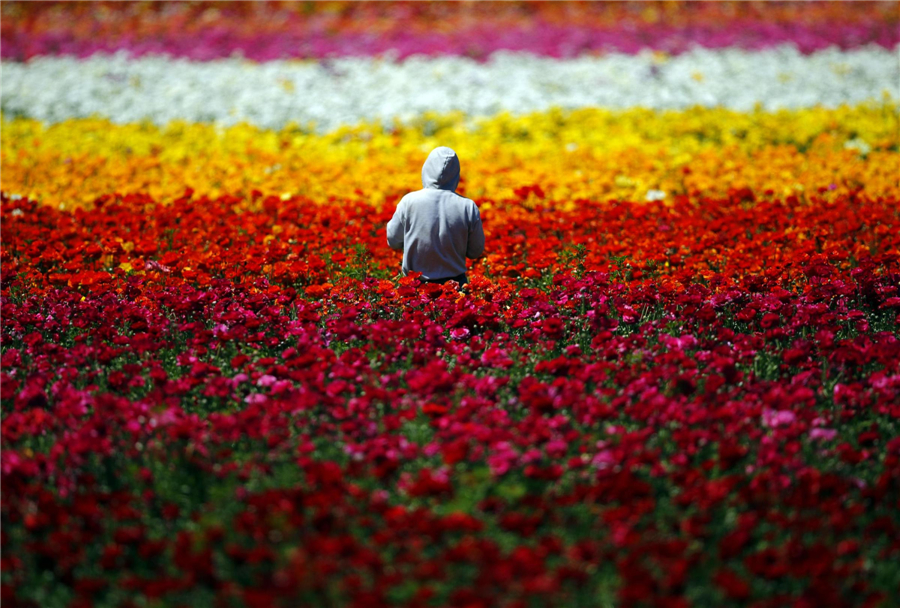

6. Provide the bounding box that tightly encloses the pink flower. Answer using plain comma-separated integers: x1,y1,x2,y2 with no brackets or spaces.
256,374,277,387
762,409,796,428
231,373,249,387
809,428,838,441
450,327,470,340
487,441,519,476
591,450,616,470
545,439,568,458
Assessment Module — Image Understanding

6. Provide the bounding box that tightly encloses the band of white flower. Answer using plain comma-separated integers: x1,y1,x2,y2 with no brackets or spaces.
3,45,897,132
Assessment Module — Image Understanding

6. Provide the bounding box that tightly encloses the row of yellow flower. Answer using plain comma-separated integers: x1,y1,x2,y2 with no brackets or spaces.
2,103,898,211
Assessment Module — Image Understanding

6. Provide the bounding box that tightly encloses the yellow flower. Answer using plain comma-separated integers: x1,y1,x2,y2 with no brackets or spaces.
2,102,897,210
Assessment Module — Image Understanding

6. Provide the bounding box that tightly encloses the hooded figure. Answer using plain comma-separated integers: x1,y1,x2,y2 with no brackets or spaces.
387,147,485,284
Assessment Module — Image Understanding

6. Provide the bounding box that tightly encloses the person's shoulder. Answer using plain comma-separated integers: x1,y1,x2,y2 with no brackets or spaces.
401,189,430,202
457,194,480,213
447,194,481,220
396,190,422,207
449,191,477,206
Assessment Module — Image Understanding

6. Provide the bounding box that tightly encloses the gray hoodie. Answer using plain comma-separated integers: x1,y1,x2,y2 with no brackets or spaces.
386,147,485,280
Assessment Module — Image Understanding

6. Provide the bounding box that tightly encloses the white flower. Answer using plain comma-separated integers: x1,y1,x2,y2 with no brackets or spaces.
844,138,872,157
1,45,896,132
645,189,666,202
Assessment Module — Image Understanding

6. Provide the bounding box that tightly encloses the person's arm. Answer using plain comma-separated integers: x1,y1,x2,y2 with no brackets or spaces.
386,198,406,251
466,203,485,259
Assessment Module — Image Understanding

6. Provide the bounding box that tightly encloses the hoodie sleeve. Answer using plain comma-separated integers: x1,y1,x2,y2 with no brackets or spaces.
386,198,406,251
466,203,485,259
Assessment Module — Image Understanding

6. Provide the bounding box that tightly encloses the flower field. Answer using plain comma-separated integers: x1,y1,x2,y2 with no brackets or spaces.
2,2,900,607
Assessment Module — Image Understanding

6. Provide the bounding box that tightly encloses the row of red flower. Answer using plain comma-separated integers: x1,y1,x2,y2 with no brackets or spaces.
2,189,899,606
3,188,898,296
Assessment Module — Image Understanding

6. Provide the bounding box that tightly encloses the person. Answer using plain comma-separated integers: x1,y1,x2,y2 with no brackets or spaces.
386,146,485,288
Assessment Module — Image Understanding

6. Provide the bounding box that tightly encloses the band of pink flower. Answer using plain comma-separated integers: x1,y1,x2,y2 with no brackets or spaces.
2,1,897,61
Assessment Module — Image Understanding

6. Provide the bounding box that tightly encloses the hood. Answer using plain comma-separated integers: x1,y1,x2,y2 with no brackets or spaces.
421,146,460,191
